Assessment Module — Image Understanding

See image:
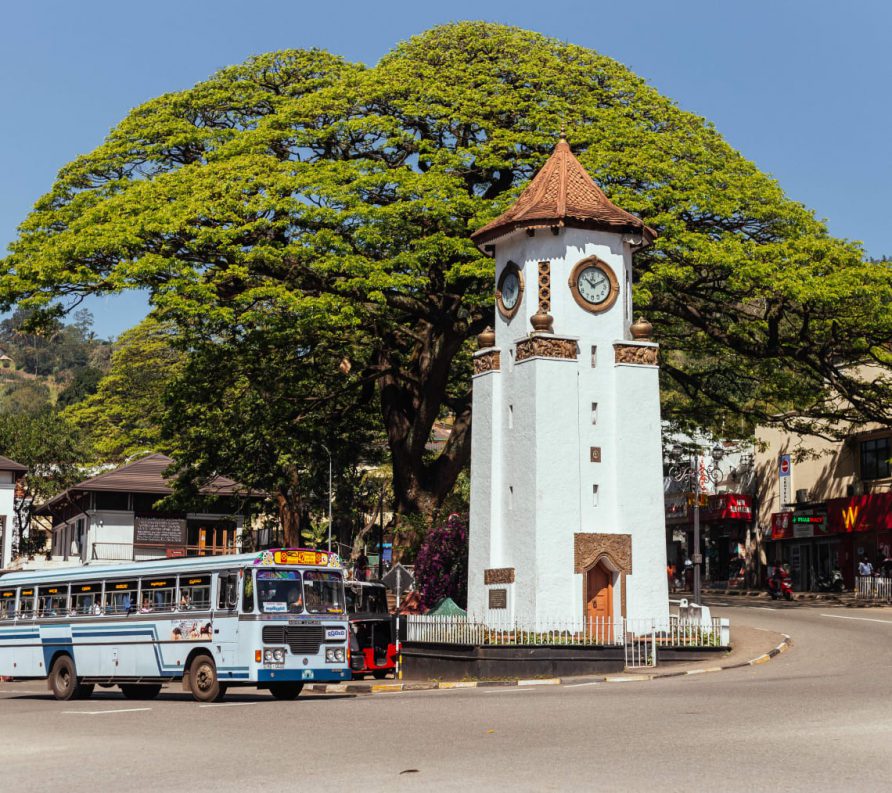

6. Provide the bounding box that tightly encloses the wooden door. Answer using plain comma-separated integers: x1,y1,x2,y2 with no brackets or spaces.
586,562,613,642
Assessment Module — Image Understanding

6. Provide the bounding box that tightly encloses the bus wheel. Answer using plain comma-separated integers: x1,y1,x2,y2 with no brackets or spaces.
268,683,303,700
49,655,80,701
120,684,162,700
372,670,390,680
188,654,225,703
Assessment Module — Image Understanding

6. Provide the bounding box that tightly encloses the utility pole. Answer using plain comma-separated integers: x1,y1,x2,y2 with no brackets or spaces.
377,488,384,580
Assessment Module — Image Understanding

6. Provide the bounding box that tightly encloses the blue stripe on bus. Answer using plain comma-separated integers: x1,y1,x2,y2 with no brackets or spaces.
257,669,349,682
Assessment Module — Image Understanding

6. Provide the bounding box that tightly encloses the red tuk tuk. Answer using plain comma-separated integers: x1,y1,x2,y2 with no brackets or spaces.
345,581,397,679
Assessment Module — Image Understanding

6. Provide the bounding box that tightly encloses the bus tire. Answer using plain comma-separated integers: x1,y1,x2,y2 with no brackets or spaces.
188,654,225,703
120,684,162,700
372,670,390,680
268,683,303,700
49,655,80,701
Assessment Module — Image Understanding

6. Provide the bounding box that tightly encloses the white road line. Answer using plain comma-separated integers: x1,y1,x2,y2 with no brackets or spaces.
752,606,778,611
563,681,600,688
821,613,892,625
63,707,152,715
483,687,535,694
198,701,260,708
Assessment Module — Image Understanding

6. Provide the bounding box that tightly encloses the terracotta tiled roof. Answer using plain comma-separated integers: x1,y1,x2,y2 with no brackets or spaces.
471,135,656,247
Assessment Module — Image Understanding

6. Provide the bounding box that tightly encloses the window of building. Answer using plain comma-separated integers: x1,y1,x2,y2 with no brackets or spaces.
592,484,600,507
72,582,103,615
860,437,891,481
591,403,598,425
591,346,598,367
37,584,69,617
508,405,514,429
509,486,514,510
179,574,211,610
95,491,130,511
140,577,176,612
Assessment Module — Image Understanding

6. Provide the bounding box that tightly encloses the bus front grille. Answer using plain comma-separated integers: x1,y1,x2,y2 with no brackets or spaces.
262,626,324,655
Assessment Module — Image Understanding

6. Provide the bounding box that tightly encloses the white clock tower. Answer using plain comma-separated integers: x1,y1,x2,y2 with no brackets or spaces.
467,134,669,627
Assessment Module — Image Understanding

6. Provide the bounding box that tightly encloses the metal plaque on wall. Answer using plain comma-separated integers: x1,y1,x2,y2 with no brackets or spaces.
488,588,508,609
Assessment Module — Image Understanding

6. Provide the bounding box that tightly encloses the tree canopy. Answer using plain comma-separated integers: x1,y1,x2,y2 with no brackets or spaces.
3,21,891,521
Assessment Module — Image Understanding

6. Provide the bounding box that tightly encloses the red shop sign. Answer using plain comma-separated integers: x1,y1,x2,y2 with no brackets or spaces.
771,512,793,540
827,493,892,534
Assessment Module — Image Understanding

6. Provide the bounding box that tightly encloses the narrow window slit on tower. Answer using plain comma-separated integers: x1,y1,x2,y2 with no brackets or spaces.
592,484,599,507
591,346,597,367
508,404,514,429
509,486,514,510
591,402,598,425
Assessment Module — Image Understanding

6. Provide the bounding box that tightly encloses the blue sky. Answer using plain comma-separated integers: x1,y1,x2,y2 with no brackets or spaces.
2,0,890,338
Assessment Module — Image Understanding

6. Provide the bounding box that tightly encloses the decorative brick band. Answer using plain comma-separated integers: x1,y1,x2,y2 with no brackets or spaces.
484,567,515,585
474,350,501,374
516,335,577,362
614,343,658,366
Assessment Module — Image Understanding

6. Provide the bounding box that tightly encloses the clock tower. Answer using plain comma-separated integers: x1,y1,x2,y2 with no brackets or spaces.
467,134,669,627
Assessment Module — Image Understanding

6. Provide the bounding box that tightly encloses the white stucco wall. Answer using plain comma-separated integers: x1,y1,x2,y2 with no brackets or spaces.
468,225,669,627
0,482,15,570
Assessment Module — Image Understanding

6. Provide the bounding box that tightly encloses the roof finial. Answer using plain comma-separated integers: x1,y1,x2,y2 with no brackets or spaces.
559,121,566,141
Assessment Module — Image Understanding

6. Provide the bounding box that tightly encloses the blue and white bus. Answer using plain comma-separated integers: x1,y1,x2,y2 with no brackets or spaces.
0,548,350,702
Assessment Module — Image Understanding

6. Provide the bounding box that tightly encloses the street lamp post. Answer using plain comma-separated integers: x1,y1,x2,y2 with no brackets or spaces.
322,445,333,553
671,443,724,605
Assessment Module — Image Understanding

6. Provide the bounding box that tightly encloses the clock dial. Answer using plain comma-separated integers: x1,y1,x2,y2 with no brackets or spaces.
501,271,520,310
497,262,524,320
577,266,611,305
568,257,619,314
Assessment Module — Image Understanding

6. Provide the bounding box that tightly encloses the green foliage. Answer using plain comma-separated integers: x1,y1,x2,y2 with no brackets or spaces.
64,316,183,460
2,21,891,530
0,410,90,549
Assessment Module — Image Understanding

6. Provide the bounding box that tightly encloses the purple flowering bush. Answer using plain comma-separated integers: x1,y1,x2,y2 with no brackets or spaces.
414,513,469,610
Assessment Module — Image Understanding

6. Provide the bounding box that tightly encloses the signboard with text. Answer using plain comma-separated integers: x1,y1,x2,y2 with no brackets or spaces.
134,516,187,546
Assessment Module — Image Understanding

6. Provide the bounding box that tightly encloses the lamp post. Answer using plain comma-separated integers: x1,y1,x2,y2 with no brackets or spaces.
670,443,724,605
321,445,333,552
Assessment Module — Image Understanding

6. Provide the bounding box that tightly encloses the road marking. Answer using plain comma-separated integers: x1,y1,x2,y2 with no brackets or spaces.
198,701,260,708
563,681,600,688
483,687,535,694
63,707,152,715
752,607,778,611
821,613,892,625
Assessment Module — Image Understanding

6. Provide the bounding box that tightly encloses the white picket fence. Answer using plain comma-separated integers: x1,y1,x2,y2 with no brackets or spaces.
856,575,892,602
405,615,728,650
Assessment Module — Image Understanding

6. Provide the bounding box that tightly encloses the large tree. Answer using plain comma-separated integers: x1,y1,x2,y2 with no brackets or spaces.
3,22,891,519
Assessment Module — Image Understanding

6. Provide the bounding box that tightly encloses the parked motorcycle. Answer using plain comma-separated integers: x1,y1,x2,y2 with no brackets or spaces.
767,572,793,601
816,568,845,593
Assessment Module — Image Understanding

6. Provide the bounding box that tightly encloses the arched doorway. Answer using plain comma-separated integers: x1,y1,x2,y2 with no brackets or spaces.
585,560,614,642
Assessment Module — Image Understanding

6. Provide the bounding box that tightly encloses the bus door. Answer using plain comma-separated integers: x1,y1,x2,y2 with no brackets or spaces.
213,571,240,676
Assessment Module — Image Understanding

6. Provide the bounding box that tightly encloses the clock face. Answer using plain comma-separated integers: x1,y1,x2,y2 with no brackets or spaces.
568,257,619,313
577,266,611,305
497,263,523,320
501,271,520,310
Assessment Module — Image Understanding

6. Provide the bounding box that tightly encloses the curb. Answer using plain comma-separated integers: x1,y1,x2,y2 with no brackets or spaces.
304,637,793,695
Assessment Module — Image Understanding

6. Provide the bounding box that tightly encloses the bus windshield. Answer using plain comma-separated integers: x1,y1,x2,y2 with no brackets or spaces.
303,571,345,615
256,570,303,614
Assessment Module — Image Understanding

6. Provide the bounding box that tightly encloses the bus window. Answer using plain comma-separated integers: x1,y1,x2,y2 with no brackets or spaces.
0,589,15,619
17,588,35,618
37,584,69,618
216,572,238,611
241,569,255,613
141,577,176,612
303,571,345,615
179,575,211,610
72,583,102,615
256,570,302,613
107,580,138,614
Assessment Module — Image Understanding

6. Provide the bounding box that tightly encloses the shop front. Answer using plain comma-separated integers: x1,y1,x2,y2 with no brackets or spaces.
826,493,892,586
665,492,754,588
769,510,834,591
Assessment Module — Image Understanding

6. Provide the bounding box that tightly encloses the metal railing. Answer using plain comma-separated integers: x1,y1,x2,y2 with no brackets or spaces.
856,575,892,602
405,615,728,650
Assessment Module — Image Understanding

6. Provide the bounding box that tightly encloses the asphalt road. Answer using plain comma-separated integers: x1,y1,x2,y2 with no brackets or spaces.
2,602,890,793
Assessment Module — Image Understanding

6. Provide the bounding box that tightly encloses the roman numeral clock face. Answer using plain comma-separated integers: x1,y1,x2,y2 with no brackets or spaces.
569,258,619,313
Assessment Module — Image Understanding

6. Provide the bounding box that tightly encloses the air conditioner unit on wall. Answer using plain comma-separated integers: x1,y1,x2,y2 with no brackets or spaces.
795,489,810,504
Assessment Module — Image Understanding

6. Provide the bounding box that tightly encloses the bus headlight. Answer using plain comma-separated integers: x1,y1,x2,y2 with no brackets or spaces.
325,648,346,663
264,648,286,665
273,648,286,663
